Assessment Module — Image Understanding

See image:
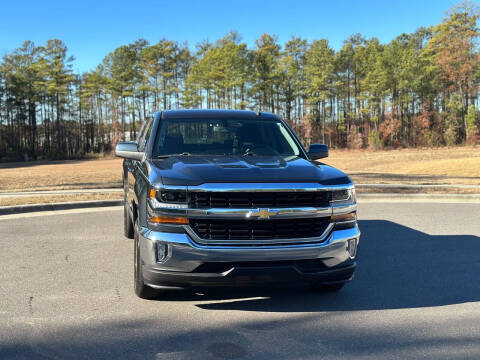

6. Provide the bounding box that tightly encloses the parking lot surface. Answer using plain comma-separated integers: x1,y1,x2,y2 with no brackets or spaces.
0,202,479,359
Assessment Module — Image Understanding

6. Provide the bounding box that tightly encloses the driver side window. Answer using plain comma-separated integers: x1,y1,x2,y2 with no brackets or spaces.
138,117,153,152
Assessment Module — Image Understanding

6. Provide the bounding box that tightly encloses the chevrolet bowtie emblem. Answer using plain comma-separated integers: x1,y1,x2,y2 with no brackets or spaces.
246,208,278,220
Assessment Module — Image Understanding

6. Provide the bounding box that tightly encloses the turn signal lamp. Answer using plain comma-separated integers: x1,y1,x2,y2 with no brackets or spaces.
149,189,156,198
149,215,189,224
331,212,356,222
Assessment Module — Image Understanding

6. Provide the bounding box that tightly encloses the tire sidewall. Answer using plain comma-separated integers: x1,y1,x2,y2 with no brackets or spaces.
134,220,142,292
124,196,134,238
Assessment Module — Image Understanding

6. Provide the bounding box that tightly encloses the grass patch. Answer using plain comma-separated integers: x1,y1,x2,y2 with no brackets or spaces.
325,147,480,185
0,158,123,192
0,147,479,200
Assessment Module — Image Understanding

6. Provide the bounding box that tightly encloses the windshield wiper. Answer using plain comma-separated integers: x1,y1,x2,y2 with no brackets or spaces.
157,152,190,159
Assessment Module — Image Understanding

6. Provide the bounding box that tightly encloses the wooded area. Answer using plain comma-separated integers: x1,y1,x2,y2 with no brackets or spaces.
1,3,479,161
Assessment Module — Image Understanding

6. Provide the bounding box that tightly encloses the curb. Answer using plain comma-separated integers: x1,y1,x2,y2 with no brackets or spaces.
0,200,123,216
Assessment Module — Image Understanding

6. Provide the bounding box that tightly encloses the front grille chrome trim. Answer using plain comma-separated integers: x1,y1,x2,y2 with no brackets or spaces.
186,182,354,192
184,222,335,246
187,206,332,219
148,202,334,219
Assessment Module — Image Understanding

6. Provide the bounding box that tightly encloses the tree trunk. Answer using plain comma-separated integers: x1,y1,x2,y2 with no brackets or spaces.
56,92,61,153
322,99,326,144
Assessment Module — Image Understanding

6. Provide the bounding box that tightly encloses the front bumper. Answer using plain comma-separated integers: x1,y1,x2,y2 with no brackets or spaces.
138,224,360,289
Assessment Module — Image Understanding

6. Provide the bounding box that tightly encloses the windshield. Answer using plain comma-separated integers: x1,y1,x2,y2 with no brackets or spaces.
152,118,302,157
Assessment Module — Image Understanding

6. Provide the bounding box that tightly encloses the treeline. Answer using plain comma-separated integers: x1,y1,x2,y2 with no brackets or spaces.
1,3,480,160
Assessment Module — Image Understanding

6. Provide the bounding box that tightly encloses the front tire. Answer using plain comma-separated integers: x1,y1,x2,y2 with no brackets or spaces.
124,198,134,239
134,220,159,299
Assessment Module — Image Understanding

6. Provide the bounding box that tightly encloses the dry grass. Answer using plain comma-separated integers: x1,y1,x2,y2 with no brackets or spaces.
324,147,480,185
0,192,122,207
358,186,480,194
0,147,479,199
0,158,123,192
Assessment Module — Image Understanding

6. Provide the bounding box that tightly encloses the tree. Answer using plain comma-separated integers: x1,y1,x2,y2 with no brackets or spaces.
249,33,281,112
278,37,307,121
427,2,480,141
466,103,479,144
37,39,74,154
305,39,335,143
2,4,480,161
1,41,41,157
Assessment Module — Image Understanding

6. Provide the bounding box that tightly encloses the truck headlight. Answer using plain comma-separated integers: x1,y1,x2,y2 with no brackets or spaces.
330,187,357,229
149,188,188,209
148,188,189,227
330,187,356,205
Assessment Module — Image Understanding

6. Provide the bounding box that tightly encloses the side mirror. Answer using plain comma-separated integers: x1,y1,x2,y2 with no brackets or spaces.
308,143,328,160
115,142,144,161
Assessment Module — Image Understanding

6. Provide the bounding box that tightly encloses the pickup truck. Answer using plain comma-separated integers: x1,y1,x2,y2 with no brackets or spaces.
115,110,360,299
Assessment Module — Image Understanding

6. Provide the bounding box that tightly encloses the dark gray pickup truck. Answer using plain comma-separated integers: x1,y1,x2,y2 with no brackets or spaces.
115,109,360,299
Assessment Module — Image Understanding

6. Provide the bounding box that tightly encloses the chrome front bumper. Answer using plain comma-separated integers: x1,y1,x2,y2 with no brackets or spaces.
138,224,360,288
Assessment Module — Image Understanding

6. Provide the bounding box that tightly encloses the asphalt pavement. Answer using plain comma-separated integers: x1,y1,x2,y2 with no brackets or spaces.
0,202,479,359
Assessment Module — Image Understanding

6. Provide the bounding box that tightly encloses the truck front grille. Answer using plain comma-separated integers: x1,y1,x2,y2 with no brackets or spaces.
189,217,330,241
189,191,330,209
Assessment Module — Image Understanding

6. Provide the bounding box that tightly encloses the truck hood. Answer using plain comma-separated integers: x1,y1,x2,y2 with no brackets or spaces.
148,155,351,186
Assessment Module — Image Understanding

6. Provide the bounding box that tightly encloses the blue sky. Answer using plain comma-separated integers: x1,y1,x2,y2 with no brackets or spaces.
1,0,459,73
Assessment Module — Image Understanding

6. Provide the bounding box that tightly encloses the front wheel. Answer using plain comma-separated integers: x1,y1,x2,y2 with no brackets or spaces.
124,198,134,239
134,220,159,299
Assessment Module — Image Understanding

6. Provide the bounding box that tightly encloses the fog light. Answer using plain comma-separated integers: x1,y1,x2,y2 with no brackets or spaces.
156,243,168,263
347,238,358,258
